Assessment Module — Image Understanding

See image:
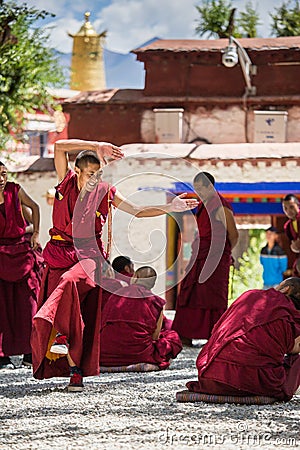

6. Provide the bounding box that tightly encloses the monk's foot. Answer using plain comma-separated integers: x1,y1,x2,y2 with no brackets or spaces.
50,334,69,355
180,337,193,347
68,367,84,393
22,353,32,367
0,356,15,370
192,339,208,349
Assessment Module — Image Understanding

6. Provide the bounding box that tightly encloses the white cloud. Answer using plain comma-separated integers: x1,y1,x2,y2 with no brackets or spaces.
20,0,69,17
99,0,199,52
20,0,284,54
44,18,83,53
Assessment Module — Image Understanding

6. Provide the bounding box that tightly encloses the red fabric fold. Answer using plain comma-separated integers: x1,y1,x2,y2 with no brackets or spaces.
32,260,102,379
0,182,43,356
100,284,182,368
188,288,300,401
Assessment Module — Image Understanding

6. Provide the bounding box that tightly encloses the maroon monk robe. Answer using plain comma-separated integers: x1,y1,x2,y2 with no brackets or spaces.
40,170,116,301
162,315,173,331
101,277,124,310
187,288,300,401
101,278,173,331
284,211,300,276
100,284,182,369
172,194,233,340
0,182,41,356
114,270,133,285
32,260,102,379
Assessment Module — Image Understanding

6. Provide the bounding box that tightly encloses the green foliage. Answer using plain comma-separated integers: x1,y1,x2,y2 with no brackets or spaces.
195,0,260,39
0,1,65,148
237,1,261,37
228,229,264,304
195,0,239,38
270,0,300,36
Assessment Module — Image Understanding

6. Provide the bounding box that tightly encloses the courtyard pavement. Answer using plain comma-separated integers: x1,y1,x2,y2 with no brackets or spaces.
0,348,299,450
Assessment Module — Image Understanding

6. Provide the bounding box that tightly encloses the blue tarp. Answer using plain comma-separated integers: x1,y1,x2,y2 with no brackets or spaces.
170,182,300,215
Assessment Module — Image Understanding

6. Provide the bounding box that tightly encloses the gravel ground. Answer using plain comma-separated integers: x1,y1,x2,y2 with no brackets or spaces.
0,348,299,450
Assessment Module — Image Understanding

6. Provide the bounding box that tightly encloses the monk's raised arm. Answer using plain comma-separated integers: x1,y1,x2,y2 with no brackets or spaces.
54,139,123,182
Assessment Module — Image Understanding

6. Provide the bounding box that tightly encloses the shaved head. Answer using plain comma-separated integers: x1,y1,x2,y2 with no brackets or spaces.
132,266,157,290
277,277,300,310
75,151,100,170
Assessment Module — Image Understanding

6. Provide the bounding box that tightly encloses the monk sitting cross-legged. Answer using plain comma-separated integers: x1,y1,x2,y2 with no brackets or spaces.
100,266,183,369
186,277,300,402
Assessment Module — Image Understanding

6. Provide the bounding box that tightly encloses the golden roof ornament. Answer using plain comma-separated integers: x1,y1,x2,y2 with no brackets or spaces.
68,11,107,91
68,12,107,39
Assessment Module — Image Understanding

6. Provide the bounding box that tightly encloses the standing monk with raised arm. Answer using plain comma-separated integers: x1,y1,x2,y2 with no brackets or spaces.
32,139,198,392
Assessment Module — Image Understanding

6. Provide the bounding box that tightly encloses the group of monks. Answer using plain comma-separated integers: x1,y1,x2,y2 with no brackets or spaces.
0,138,299,400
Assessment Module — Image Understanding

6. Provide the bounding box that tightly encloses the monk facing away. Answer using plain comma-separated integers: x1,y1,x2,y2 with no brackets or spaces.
100,266,183,369
186,277,300,402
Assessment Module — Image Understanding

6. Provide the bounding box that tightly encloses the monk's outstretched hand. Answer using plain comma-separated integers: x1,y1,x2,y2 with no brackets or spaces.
170,193,199,212
96,142,124,165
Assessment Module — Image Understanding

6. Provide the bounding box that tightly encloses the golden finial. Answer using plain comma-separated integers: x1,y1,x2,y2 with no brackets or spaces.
68,11,107,90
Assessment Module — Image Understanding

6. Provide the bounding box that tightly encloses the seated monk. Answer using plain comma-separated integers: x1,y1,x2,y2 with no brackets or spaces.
101,261,172,328
186,277,300,402
100,266,183,369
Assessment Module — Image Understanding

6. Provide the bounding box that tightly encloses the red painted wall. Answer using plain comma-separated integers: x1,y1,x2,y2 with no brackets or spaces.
65,104,144,145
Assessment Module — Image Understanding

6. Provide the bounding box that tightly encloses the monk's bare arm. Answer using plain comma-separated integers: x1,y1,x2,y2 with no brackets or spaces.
21,204,32,224
225,207,239,249
152,310,164,340
291,335,300,354
21,205,34,233
18,187,40,249
215,206,239,249
54,139,124,182
112,191,199,217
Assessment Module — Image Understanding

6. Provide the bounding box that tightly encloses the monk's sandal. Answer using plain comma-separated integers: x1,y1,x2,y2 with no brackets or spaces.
68,367,84,393
50,334,69,355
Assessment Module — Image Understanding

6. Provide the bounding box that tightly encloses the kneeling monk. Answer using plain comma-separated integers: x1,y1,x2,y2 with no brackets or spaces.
100,266,182,369
186,277,300,402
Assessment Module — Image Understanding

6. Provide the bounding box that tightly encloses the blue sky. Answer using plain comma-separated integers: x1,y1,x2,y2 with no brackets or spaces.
20,0,283,54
